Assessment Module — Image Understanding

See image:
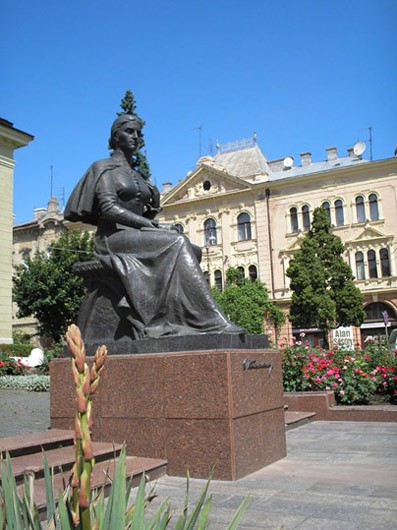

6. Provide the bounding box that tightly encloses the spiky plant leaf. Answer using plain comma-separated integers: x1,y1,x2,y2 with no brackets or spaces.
130,473,146,530
103,448,127,529
43,453,56,526
226,494,251,530
197,495,213,529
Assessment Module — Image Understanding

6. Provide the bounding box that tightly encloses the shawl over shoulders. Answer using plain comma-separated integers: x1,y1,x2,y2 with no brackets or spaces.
64,158,122,225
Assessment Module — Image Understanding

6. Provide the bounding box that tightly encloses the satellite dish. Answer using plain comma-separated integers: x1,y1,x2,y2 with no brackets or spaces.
283,156,294,168
353,141,366,156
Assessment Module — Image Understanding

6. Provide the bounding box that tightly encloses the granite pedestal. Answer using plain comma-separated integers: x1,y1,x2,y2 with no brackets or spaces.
50,347,286,480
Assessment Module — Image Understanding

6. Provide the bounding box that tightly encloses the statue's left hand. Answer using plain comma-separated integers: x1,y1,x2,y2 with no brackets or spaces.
157,223,178,231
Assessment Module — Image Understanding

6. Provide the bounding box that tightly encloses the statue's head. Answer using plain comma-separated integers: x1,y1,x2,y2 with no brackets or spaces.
109,114,142,150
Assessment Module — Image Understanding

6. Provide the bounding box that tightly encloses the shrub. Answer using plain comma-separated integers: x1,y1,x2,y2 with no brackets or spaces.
0,343,32,357
0,375,49,392
38,346,65,374
0,351,28,377
281,339,397,405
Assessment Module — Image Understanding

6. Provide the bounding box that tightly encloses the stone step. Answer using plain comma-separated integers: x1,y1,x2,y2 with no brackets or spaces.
25,455,168,513
10,441,123,484
1,429,168,519
0,429,74,458
285,410,316,430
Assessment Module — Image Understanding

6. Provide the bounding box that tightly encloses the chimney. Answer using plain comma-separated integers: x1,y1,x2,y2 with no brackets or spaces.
326,146,338,161
33,207,46,220
300,152,312,166
162,182,173,193
347,147,355,158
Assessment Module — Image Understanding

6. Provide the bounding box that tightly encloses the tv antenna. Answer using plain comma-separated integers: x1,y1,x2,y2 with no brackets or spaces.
193,125,202,159
368,126,373,161
50,165,54,197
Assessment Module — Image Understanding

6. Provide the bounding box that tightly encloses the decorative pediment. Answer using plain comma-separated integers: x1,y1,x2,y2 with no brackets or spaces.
346,225,393,246
161,165,251,206
279,234,305,257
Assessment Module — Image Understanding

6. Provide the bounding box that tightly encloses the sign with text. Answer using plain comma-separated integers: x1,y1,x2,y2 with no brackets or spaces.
332,326,354,351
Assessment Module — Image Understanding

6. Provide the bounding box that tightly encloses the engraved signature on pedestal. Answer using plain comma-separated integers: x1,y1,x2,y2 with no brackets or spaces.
242,358,273,377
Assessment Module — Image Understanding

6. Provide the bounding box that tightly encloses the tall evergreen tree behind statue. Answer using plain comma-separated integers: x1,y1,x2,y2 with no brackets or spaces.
286,207,365,345
115,89,151,181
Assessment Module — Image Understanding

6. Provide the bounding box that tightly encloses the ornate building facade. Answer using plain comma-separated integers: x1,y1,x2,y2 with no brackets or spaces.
12,137,397,346
0,118,33,343
157,138,397,346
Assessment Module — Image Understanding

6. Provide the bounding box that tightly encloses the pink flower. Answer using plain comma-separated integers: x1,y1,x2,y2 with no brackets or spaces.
326,369,334,376
340,390,345,396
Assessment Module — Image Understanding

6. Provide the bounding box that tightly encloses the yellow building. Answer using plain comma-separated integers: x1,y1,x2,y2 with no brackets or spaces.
0,118,33,344
158,138,397,346
12,196,65,340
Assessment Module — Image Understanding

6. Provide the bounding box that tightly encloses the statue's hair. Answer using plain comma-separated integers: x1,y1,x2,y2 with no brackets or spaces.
109,114,141,149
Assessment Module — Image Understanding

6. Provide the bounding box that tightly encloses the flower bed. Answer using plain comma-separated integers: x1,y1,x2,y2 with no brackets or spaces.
280,336,397,405
0,344,64,376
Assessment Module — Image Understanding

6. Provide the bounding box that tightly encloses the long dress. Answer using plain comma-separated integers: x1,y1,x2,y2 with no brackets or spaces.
65,152,242,339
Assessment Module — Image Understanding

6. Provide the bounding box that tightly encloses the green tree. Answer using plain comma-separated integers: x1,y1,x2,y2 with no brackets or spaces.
13,230,94,343
286,207,365,344
116,89,151,181
212,267,285,334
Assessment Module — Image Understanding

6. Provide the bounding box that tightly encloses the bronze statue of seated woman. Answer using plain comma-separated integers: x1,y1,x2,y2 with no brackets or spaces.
65,115,244,349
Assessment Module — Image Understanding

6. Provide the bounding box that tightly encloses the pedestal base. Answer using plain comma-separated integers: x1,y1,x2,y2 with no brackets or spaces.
50,348,286,480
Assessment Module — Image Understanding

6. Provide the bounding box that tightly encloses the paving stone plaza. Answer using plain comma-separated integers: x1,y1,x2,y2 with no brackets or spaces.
1,388,396,528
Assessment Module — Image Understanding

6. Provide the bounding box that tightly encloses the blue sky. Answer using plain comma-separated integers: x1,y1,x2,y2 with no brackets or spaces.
3,0,396,223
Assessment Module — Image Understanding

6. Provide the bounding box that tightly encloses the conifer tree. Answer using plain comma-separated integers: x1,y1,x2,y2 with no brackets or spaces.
116,89,151,181
286,207,365,344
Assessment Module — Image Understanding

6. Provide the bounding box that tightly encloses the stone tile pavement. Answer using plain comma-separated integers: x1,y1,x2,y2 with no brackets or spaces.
0,388,396,528
0,388,50,437
147,421,397,529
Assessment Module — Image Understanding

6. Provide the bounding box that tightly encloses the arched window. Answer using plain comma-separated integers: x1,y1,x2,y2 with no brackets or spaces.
368,250,378,278
204,218,217,246
214,269,223,291
364,302,394,322
369,193,379,221
355,251,365,280
21,250,30,262
237,266,245,278
356,196,365,223
237,212,252,241
174,223,184,234
380,248,391,277
321,201,331,222
302,205,310,231
203,271,210,285
290,207,298,233
248,265,257,282
335,199,344,226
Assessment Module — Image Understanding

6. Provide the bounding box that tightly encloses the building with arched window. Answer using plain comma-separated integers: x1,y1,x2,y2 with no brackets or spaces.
157,137,397,346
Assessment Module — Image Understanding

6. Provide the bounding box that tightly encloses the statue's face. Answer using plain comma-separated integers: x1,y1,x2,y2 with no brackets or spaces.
115,123,141,153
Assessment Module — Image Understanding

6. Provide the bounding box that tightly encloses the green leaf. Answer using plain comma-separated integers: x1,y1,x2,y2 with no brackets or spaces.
130,473,146,530
58,492,72,530
226,494,251,530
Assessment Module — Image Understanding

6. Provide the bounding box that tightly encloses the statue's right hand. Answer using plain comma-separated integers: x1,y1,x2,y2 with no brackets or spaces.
142,219,159,229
